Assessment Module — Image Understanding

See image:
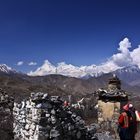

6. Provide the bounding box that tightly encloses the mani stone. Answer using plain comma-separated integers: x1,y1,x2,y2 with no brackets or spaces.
13,92,99,140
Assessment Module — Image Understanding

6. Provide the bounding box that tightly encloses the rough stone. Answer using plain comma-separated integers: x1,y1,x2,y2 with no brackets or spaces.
13,92,99,140
0,88,14,140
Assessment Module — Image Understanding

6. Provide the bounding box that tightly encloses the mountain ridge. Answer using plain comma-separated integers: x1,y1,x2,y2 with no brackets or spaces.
0,63,140,101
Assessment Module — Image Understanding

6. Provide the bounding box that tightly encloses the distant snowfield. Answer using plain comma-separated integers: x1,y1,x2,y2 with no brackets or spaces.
0,38,140,78
0,64,17,74
28,38,140,78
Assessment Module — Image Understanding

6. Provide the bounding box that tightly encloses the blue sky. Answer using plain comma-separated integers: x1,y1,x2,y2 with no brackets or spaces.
0,0,140,73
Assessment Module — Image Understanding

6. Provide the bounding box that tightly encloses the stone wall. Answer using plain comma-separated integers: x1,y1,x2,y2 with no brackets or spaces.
98,101,120,121
0,89,14,140
98,100,120,139
13,92,98,140
0,89,118,140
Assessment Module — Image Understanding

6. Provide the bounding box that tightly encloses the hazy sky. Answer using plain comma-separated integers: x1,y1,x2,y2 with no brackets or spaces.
0,0,140,72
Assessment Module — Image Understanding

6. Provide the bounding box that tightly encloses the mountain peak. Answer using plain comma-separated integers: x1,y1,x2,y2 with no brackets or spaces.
115,65,140,73
0,64,17,74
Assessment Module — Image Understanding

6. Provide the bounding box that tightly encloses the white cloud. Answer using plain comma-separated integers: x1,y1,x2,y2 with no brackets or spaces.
28,38,140,77
111,38,133,67
17,61,24,66
131,46,140,67
106,37,140,68
118,38,131,53
28,62,37,66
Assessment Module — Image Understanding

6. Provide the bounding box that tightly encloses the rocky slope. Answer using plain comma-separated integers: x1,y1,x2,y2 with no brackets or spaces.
0,63,139,102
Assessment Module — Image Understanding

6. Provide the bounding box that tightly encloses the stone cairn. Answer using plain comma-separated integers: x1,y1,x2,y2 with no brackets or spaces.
0,88,14,140
13,92,98,140
96,75,128,139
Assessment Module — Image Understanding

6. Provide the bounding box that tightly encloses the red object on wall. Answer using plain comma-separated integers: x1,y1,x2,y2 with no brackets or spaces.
138,112,140,117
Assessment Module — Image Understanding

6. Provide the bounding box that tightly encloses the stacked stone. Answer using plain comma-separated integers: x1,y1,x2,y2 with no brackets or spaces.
13,100,29,139
0,88,14,140
13,92,98,140
97,88,128,102
95,76,128,140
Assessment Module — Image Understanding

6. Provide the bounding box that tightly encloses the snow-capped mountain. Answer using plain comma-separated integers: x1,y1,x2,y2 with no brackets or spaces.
0,64,17,74
113,65,140,86
28,60,113,78
114,65,140,74
28,60,140,79
0,63,140,97
1,62,140,85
